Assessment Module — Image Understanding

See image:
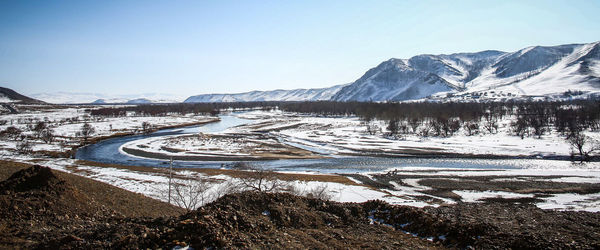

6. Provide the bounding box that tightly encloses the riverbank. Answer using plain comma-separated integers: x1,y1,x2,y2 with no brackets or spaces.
120,133,324,161
233,110,600,160
3,106,600,211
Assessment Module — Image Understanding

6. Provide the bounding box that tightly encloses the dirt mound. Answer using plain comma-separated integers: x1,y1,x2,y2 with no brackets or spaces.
0,165,65,193
0,166,115,248
160,191,427,249
1,165,598,248
42,192,439,249
0,162,184,249
364,200,600,249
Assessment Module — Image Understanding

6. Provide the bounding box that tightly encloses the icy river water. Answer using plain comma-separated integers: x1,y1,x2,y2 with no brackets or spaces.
76,114,572,173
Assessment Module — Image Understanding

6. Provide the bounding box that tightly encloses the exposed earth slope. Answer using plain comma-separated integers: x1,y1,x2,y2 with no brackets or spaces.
1,164,599,249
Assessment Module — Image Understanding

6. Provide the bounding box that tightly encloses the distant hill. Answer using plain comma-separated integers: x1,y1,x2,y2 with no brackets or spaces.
0,87,46,104
30,92,184,104
185,84,346,103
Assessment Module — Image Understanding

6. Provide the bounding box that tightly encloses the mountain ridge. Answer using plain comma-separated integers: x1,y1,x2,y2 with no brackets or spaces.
185,41,600,103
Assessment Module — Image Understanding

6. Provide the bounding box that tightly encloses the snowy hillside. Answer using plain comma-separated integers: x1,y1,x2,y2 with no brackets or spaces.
31,92,185,104
461,42,600,97
185,41,600,103
184,84,346,103
331,59,454,102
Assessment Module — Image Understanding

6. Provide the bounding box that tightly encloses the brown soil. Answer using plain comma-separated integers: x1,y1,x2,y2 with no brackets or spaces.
361,171,600,202
1,163,599,249
0,161,184,248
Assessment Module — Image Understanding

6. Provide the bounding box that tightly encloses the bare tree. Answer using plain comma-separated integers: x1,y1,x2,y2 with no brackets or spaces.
78,122,95,143
33,121,47,139
463,122,480,136
141,121,153,134
386,119,399,136
483,113,498,134
511,116,529,139
40,128,54,143
212,179,243,200
568,132,599,162
408,118,421,134
287,183,333,200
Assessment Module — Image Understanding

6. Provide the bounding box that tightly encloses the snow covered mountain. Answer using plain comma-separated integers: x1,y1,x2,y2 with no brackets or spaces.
185,41,600,102
184,84,346,103
30,92,185,104
460,42,600,98
331,58,455,102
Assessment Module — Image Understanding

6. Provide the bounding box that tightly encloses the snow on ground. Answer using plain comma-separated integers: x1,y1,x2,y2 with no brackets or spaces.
0,106,214,138
537,193,600,212
0,106,215,155
120,134,272,157
2,108,600,212
453,190,535,203
232,110,599,158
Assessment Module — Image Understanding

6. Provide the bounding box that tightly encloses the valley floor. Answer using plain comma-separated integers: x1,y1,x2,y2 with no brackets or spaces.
1,106,600,212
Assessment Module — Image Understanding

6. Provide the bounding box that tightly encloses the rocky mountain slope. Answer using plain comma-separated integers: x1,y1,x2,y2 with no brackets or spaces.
186,41,600,102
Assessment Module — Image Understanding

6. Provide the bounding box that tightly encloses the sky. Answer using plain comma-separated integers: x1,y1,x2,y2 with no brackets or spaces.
1,0,599,97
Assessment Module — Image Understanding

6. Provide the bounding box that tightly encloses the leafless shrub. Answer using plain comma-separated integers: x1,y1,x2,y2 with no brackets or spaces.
0,126,21,139
365,121,380,135
463,121,480,136
408,118,421,134
418,122,431,137
239,166,284,192
211,179,243,199
16,140,33,154
141,121,153,134
171,176,212,211
286,183,334,201
305,184,333,200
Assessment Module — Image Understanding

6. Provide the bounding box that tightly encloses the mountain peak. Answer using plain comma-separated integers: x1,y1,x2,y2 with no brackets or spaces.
184,41,600,103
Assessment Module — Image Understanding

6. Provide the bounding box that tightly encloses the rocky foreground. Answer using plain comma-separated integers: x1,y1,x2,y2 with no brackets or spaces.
1,165,599,249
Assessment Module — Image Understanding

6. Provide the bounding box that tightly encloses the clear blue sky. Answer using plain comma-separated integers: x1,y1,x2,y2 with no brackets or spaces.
1,0,599,96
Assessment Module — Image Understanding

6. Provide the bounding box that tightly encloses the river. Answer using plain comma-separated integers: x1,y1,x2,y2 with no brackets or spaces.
76,114,574,173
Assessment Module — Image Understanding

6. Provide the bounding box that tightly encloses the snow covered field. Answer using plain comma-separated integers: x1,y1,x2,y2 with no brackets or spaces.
1,106,600,212
4,153,600,212
0,106,216,153
231,110,600,158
